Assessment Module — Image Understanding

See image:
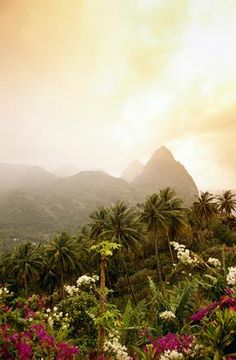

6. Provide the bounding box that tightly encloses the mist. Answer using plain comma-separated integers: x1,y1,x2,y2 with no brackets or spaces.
0,0,235,190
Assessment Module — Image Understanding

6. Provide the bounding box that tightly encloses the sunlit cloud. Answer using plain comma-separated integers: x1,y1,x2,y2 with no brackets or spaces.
0,0,235,189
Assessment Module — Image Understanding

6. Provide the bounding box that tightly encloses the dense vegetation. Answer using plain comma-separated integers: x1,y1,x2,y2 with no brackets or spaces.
0,188,236,359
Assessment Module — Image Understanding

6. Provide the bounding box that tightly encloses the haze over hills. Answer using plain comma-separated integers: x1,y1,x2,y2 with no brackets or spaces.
0,147,199,248
52,163,80,178
0,163,56,191
121,159,143,182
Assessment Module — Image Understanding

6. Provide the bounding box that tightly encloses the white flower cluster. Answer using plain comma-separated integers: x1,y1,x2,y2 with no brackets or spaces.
64,285,79,296
160,350,184,360
65,274,98,296
171,242,198,266
44,306,69,329
208,257,221,268
0,286,9,298
104,332,131,360
159,310,176,321
227,267,236,286
76,274,99,287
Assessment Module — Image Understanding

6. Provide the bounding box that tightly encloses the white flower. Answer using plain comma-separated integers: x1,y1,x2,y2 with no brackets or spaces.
48,316,54,327
160,350,184,360
76,275,96,287
208,257,221,267
227,267,236,286
159,310,176,321
171,242,199,266
46,308,51,313
104,332,130,360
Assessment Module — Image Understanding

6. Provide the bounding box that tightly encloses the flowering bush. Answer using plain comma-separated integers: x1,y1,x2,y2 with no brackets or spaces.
159,311,176,322
104,331,131,360
170,242,199,266
208,257,221,268
65,275,99,296
138,333,196,359
0,322,79,359
0,291,79,359
227,267,236,287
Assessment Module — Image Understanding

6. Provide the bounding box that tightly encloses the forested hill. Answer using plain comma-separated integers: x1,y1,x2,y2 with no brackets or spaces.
0,147,199,248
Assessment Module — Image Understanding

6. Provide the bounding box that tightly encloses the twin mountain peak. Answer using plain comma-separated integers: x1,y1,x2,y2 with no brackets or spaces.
121,146,198,201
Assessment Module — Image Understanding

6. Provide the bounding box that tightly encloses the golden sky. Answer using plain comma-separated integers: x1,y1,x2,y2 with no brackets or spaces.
0,0,235,190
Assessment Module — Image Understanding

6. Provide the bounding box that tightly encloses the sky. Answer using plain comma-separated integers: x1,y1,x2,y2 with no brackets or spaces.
0,0,235,190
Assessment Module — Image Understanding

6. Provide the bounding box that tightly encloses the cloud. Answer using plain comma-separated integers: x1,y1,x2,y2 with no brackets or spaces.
0,0,235,189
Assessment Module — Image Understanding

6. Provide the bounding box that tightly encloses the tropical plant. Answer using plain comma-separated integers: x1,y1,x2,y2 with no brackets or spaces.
217,190,236,216
193,191,218,235
46,232,79,299
140,189,186,281
11,242,43,297
90,240,121,357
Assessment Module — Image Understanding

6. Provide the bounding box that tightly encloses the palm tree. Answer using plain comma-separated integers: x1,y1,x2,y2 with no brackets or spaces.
90,207,109,240
103,202,143,304
140,193,165,283
89,203,143,304
159,188,187,263
46,232,79,298
217,190,236,216
140,188,186,281
11,242,43,297
193,191,218,235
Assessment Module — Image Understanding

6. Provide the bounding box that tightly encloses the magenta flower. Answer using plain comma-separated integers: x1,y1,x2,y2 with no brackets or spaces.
148,332,194,355
56,342,79,359
191,301,218,322
17,342,32,360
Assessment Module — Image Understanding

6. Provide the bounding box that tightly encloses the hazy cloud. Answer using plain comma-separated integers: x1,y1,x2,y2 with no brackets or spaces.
0,0,235,189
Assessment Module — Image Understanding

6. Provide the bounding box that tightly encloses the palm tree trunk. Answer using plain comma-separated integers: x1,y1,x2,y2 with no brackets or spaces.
98,256,106,358
166,230,174,264
154,233,162,283
24,275,28,298
60,269,64,299
121,255,137,306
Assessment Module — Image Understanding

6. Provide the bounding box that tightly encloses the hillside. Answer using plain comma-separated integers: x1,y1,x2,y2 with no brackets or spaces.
0,163,56,191
0,171,139,248
0,149,199,247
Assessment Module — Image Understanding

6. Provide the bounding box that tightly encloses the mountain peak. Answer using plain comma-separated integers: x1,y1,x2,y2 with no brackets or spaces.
150,146,174,162
121,159,143,182
133,145,198,205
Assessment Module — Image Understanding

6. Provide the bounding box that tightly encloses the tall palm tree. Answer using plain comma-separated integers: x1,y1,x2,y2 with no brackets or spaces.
103,202,143,304
140,193,165,283
11,242,43,297
46,232,79,298
217,190,236,216
89,203,142,304
159,188,187,262
193,191,218,234
140,188,186,281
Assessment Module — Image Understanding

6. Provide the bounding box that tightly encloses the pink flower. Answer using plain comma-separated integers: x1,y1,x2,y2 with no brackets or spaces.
191,302,218,322
17,342,32,360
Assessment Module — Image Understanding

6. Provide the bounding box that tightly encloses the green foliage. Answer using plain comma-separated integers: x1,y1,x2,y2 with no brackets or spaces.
197,309,236,359
58,291,98,354
90,241,121,258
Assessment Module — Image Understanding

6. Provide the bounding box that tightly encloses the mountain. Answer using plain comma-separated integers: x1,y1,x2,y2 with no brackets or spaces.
0,150,199,248
53,163,80,178
0,171,138,249
0,163,56,191
133,146,199,204
121,159,143,182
